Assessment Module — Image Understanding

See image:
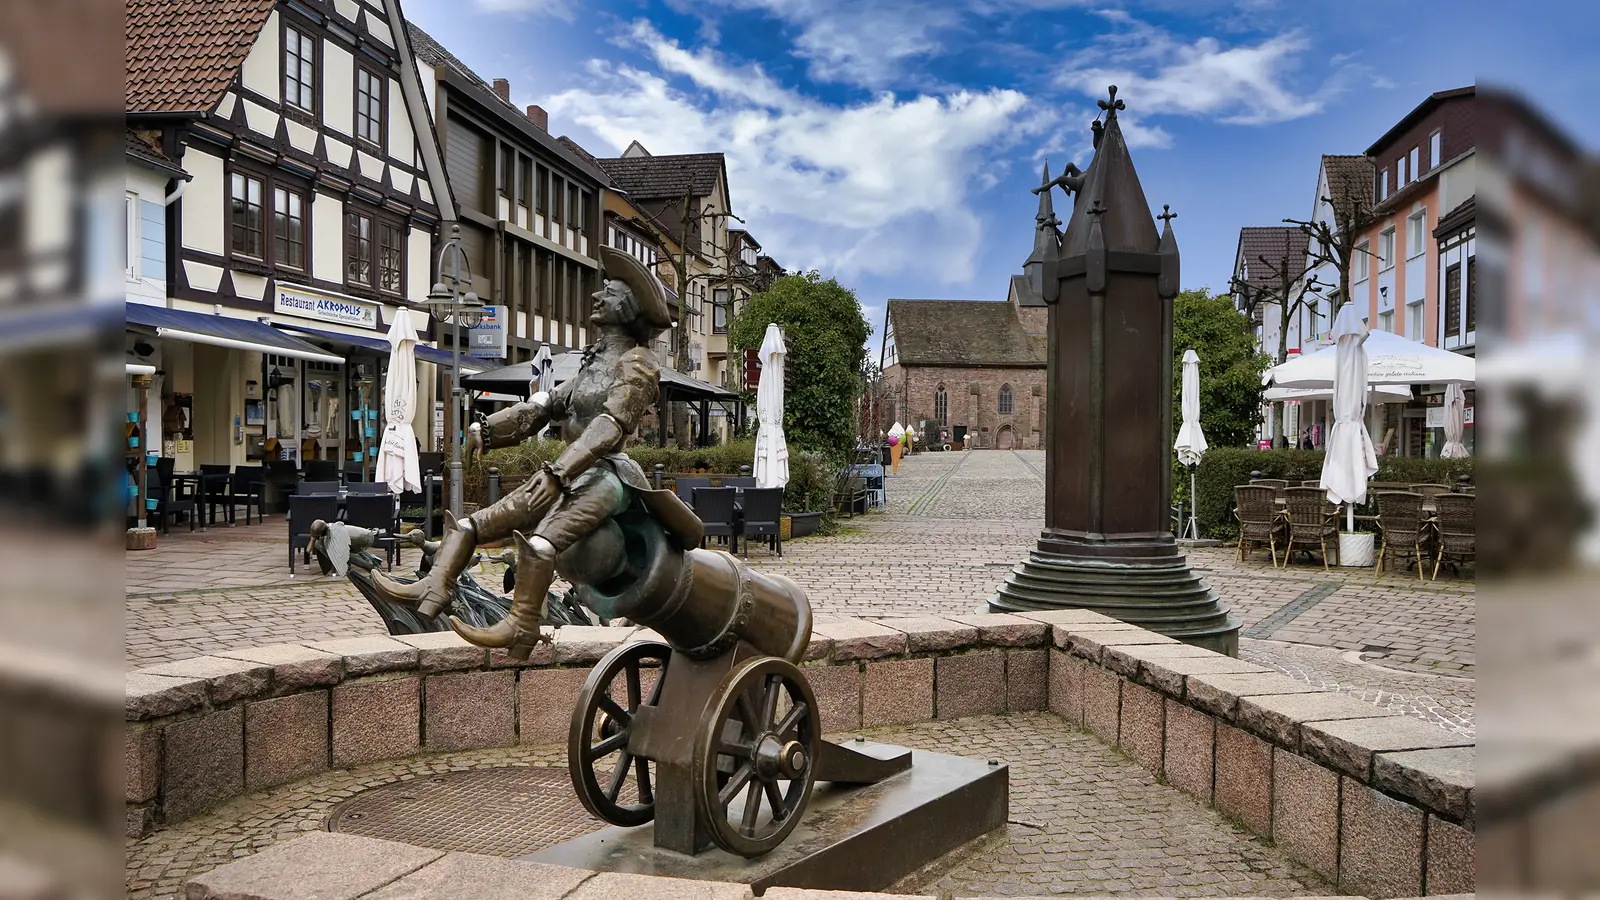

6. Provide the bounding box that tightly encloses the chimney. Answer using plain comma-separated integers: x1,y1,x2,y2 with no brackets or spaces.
492,78,510,102
525,105,548,131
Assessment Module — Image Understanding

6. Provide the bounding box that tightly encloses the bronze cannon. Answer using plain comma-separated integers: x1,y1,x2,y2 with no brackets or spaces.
554,504,908,858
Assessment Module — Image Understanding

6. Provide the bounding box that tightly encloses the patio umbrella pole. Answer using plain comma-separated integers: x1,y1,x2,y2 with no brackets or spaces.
1186,466,1199,541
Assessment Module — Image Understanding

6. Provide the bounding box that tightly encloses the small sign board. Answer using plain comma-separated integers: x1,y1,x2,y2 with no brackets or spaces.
274,283,379,329
468,306,507,359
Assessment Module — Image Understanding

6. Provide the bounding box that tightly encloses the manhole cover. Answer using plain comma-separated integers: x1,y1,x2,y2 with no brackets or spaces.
327,767,606,857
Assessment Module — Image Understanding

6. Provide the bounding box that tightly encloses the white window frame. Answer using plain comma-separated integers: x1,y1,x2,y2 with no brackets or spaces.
1353,240,1370,281
125,192,139,280
1379,310,1393,334
1430,131,1442,169
1399,156,1408,188
1406,299,1424,342
1409,147,1420,181
1379,170,1389,201
1379,228,1395,272
1407,211,1426,259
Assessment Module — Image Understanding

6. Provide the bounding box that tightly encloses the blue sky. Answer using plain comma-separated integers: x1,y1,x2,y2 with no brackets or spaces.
402,0,1596,339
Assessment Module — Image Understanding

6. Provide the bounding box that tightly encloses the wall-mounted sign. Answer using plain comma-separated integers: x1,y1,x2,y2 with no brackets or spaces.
1425,406,1475,428
468,306,507,359
275,283,379,330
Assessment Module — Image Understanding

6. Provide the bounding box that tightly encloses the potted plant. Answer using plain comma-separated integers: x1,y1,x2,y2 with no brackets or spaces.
782,451,833,538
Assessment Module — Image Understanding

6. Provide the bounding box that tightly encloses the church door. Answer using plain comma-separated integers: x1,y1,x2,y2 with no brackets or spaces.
995,425,1015,450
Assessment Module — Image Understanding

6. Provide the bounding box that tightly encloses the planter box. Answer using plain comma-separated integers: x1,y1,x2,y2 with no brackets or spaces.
126,527,156,551
788,511,822,538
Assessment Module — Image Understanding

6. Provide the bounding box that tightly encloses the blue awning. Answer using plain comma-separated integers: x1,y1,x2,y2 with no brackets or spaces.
125,302,343,364
275,322,483,371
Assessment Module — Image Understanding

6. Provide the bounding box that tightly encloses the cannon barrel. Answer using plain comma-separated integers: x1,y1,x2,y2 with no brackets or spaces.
562,514,811,663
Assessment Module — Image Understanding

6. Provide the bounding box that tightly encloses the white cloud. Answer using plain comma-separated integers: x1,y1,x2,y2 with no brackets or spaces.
1055,17,1335,125
541,23,1042,283
700,0,963,89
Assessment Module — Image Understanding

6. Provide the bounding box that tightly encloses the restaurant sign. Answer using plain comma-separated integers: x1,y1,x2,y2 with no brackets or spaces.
274,284,379,330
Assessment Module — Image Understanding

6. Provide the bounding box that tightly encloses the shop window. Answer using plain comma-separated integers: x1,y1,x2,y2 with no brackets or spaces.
230,172,264,259
1444,263,1461,338
346,211,372,286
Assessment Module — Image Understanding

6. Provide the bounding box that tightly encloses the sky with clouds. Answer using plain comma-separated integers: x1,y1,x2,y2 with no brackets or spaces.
403,0,1595,337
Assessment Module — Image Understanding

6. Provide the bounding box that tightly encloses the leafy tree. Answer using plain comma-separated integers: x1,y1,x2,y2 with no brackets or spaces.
1173,288,1270,450
729,271,871,460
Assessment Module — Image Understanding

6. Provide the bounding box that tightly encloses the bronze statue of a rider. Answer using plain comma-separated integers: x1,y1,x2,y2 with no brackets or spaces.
370,245,698,660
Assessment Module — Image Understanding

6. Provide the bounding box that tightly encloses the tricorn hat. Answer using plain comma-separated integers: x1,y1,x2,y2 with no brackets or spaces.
599,245,672,330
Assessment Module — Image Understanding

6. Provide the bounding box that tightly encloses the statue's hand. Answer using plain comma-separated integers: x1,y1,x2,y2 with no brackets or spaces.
526,470,562,511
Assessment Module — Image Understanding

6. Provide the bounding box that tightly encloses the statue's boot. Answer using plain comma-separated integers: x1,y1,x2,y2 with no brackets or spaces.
370,511,478,618
450,530,551,661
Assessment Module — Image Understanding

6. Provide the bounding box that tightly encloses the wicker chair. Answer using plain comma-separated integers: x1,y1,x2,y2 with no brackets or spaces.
1233,485,1282,566
1251,478,1290,491
1375,491,1429,581
1431,493,1474,580
1281,487,1340,571
1409,483,1450,503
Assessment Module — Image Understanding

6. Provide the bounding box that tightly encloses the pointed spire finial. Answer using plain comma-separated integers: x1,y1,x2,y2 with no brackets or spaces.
1158,204,1176,225
1097,85,1125,119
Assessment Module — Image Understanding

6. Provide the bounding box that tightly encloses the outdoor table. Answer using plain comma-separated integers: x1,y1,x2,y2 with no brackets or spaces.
173,472,231,528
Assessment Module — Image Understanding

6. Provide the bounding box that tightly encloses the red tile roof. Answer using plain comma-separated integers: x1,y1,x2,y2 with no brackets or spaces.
126,0,277,114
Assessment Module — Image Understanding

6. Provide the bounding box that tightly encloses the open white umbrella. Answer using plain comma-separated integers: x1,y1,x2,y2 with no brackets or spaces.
374,308,422,494
1173,349,1207,540
1439,382,1469,458
1264,385,1412,405
1320,305,1379,529
1266,328,1475,389
753,324,789,489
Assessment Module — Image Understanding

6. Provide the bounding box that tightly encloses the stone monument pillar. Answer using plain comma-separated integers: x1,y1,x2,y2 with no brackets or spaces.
990,87,1240,656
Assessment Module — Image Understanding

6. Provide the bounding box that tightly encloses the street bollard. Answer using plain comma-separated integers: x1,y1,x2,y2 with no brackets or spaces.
487,467,501,506
653,464,664,490
739,464,752,477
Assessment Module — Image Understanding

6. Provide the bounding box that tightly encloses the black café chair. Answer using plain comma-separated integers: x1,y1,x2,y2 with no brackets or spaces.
198,464,232,527
287,494,340,574
297,481,342,495
147,469,196,534
344,492,399,569
303,459,339,482
692,487,739,554
342,462,366,485
228,466,264,526
740,487,783,558
722,476,757,490
346,482,393,495
674,477,710,504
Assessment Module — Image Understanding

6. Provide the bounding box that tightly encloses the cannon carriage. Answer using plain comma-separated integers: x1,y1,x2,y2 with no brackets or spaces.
555,503,909,858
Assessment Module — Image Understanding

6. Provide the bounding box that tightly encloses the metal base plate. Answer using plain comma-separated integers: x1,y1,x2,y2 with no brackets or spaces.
326,767,607,857
523,742,1008,894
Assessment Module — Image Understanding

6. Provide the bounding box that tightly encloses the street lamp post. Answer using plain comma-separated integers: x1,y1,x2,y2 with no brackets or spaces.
423,223,485,519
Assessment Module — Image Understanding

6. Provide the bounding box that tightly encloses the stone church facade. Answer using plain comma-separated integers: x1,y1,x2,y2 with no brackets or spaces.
880,277,1048,450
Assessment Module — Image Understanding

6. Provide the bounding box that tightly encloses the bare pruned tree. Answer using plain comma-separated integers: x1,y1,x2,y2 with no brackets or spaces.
1284,155,1377,319
1228,232,1324,445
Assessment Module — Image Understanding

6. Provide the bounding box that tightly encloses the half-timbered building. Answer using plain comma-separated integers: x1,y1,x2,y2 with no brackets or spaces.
125,0,459,473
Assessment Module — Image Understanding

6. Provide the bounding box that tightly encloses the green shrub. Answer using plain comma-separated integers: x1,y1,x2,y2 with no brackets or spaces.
626,440,757,476
1191,447,1475,539
783,451,835,517
464,438,568,504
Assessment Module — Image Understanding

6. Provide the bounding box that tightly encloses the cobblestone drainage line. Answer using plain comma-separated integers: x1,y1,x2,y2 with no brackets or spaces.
1242,581,1340,640
906,451,972,515
1009,450,1044,482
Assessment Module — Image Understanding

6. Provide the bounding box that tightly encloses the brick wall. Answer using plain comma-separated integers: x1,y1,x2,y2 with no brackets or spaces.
899,364,1047,448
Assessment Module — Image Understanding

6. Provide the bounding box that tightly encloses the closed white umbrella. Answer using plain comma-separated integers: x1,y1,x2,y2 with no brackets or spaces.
1173,349,1207,540
530,344,553,395
374,309,422,494
753,324,789,489
1174,349,1208,467
1439,382,1469,458
1320,305,1379,528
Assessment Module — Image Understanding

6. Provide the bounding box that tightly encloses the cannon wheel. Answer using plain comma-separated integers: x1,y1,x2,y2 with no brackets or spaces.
568,640,670,827
693,656,819,858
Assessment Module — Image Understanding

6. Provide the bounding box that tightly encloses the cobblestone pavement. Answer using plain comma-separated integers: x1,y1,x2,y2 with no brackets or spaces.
125,713,1330,900
125,450,1473,734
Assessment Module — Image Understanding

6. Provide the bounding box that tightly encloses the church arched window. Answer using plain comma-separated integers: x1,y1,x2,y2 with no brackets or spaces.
998,383,1014,415
934,383,948,425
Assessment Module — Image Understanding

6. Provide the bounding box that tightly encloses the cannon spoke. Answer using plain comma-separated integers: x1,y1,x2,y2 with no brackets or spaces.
585,729,628,761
